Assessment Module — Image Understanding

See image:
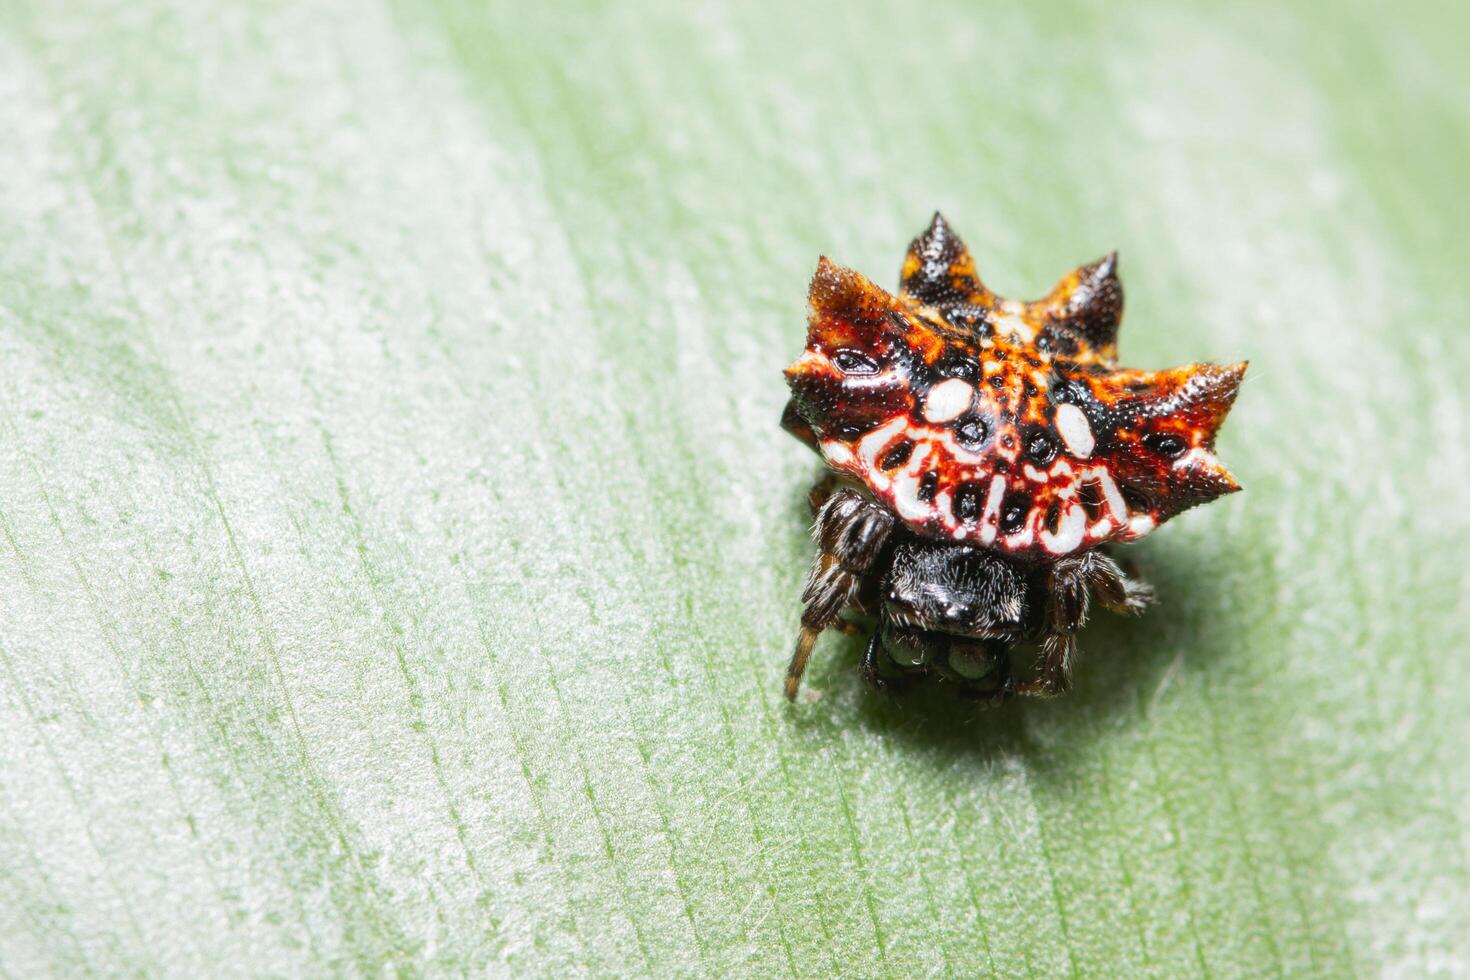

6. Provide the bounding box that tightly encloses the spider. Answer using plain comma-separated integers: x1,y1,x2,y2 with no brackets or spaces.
781,213,1245,701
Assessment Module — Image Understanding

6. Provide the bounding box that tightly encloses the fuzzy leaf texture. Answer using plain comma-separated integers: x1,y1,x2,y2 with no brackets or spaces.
0,1,1467,976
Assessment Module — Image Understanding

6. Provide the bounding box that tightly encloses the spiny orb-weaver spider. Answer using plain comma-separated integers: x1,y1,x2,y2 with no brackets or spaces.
782,213,1245,702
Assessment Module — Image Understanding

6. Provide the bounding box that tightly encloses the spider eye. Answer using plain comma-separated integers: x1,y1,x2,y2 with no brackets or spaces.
1145,433,1188,458
832,349,880,375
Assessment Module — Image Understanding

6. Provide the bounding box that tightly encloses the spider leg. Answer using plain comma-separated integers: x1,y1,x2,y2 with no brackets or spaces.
785,625,823,700
806,473,840,516
860,629,885,690
784,488,895,700
860,624,923,694
1020,551,1153,697
987,654,1017,706
1022,632,1078,698
1086,551,1155,616
1019,554,1091,698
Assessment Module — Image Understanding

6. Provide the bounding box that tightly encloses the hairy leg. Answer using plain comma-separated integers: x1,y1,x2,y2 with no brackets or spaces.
1022,631,1078,698
1034,554,1090,696
860,630,886,690
1087,553,1155,616
1021,551,1154,697
805,473,840,516
785,489,895,700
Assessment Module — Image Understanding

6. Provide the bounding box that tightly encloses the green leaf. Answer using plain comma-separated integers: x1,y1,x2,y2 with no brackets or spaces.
2,1,1467,975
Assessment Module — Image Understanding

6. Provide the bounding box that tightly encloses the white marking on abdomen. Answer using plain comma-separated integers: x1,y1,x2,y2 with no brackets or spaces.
1040,504,1087,554
922,378,974,423
821,439,854,467
855,417,909,468
849,417,909,492
934,488,955,531
887,444,936,522
983,476,1006,520
992,303,1036,342
890,473,934,521
1055,403,1095,457
1092,468,1128,522
976,476,1006,545
1005,509,1037,548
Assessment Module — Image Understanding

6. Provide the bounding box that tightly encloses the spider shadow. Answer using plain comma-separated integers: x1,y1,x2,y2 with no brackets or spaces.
790,537,1241,764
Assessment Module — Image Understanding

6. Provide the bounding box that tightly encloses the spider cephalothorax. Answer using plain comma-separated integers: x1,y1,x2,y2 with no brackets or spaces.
782,213,1244,701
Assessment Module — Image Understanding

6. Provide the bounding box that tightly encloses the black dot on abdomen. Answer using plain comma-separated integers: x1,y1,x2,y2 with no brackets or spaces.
1025,430,1057,465
1078,479,1105,522
879,440,913,471
1121,485,1152,513
952,414,989,450
936,352,981,381
1000,494,1029,534
917,470,939,503
953,483,983,524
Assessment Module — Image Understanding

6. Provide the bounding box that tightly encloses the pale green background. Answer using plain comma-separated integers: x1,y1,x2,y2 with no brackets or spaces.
1,1,1467,976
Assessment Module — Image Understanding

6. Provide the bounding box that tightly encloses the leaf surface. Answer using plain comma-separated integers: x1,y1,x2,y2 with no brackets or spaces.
1,1,1467,975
